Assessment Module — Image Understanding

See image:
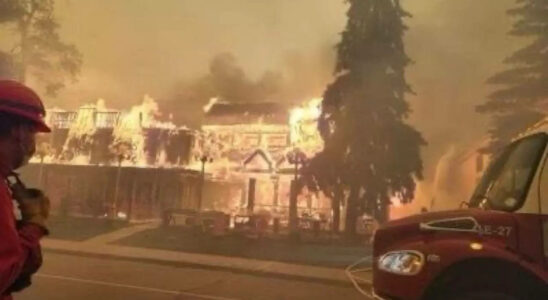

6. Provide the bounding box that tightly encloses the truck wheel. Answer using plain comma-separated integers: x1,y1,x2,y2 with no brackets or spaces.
448,290,519,300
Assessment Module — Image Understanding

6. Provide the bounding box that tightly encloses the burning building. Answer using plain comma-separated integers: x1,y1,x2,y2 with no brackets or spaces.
20,95,329,229
197,98,329,227
41,97,195,166
20,96,203,221
20,163,201,221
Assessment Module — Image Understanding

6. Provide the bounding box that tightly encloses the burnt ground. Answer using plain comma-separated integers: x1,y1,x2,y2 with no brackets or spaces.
114,226,371,269
47,215,130,241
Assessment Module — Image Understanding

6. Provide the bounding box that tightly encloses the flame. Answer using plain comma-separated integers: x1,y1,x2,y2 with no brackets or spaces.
289,98,323,154
38,96,335,221
68,101,104,138
43,95,184,167
70,154,94,165
44,107,66,128
47,96,326,172
38,95,436,223
112,94,176,166
61,99,110,163
203,97,220,113
118,94,175,129
193,97,325,175
111,96,149,166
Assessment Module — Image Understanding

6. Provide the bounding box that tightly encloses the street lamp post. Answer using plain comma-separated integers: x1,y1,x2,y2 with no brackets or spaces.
111,144,129,219
271,174,280,209
37,153,45,189
197,154,213,212
286,148,307,238
36,142,52,189
113,153,124,218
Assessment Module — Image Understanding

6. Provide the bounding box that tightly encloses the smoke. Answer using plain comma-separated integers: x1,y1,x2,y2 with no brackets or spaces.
162,52,275,127
168,52,283,109
1,0,524,208
165,48,335,127
0,51,15,79
402,0,519,206
38,0,345,110
206,52,281,103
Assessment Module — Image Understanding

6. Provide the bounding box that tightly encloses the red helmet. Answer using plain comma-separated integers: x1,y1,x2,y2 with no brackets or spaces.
0,80,51,132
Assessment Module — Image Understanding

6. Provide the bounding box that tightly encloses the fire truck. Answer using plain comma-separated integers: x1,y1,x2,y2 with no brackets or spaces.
372,130,548,300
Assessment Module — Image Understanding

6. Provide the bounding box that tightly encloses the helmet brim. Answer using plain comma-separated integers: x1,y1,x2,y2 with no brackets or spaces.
35,120,51,133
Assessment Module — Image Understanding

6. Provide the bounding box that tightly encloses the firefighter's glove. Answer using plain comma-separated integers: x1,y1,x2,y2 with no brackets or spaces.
19,189,50,228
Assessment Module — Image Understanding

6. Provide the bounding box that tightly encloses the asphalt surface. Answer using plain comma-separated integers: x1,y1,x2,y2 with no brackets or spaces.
17,252,369,300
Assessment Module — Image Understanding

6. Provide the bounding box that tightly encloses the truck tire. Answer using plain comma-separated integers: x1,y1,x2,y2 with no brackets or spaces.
448,291,518,300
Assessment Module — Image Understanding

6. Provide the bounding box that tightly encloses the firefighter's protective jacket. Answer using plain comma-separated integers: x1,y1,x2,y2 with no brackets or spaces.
0,166,46,299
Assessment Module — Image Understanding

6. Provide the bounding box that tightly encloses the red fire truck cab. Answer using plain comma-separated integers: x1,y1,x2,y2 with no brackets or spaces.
373,131,548,300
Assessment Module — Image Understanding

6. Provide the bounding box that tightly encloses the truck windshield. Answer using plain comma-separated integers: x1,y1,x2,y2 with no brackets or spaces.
470,133,547,212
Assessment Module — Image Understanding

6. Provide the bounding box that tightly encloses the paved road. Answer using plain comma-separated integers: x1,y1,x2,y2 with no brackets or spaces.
17,252,369,300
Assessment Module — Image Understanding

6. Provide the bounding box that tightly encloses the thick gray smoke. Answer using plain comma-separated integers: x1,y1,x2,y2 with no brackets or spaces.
164,52,284,126
175,52,282,103
165,48,335,127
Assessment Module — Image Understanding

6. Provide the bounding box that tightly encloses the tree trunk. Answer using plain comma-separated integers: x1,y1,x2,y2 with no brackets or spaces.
128,177,137,222
376,198,389,224
113,163,122,217
289,179,299,235
332,185,343,233
344,184,360,238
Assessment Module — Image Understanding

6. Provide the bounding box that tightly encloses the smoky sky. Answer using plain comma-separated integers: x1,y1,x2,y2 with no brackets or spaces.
0,0,523,179
404,0,518,178
46,0,345,108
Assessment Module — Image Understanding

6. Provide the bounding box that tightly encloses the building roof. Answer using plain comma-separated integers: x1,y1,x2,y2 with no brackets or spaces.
204,102,288,125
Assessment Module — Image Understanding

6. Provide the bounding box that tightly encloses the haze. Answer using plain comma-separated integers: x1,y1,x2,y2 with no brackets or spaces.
1,0,521,196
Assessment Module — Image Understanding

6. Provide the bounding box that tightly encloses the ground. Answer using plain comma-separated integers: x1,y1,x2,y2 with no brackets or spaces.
115,226,370,268
47,215,129,241
18,252,370,300
32,217,374,299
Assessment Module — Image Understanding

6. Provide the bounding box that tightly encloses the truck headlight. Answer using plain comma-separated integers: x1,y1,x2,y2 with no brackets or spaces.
378,250,424,276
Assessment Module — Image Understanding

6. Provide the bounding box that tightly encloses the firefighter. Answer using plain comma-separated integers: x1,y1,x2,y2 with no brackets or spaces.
0,80,51,299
